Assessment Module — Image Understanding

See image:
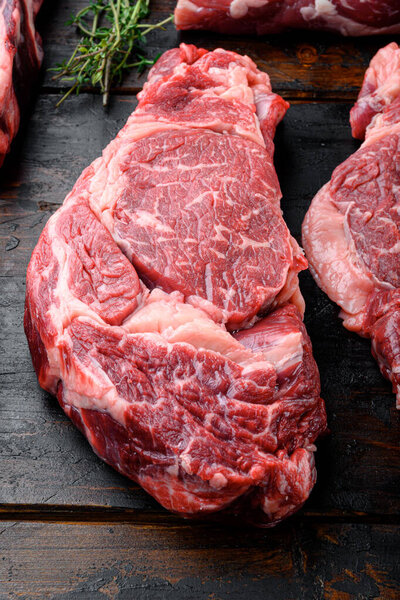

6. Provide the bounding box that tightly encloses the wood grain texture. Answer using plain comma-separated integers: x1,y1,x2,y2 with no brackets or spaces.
36,0,397,100
0,96,399,517
0,521,399,599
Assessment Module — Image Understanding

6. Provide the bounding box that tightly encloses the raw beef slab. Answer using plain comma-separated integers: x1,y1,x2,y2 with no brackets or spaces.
0,0,43,166
174,0,400,36
303,42,400,408
25,44,326,525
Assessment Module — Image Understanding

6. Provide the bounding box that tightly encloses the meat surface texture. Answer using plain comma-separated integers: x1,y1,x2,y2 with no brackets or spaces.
174,0,400,36
0,0,43,166
25,44,326,525
303,42,400,408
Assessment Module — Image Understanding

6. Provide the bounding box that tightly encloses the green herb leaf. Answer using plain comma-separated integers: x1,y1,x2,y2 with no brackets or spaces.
51,0,173,107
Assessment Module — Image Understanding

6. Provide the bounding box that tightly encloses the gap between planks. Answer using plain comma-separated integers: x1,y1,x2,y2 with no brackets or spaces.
38,86,360,103
0,505,399,526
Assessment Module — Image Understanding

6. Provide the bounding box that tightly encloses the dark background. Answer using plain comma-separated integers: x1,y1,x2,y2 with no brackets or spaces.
0,1,399,597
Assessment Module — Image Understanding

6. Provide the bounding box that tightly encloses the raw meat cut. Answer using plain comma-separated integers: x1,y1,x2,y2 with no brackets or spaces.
303,42,400,408
174,0,400,36
0,0,44,167
25,44,326,525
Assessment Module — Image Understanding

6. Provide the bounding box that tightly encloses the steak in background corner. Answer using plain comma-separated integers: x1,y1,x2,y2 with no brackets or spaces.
303,42,400,408
0,0,44,167
25,44,326,525
175,0,400,36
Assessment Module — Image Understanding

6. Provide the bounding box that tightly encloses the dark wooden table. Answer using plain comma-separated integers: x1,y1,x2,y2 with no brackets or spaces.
1,1,399,598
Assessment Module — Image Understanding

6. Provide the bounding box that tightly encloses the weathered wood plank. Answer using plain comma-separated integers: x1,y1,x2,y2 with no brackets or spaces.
0,521,399,599
0,95,399,516
36,0,395,100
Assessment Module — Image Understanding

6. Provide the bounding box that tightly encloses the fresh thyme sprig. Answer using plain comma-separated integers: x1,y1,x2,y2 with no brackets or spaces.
50,0,173,107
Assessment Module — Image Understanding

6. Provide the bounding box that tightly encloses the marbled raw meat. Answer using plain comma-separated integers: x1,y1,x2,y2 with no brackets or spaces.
303,42,400,408
25,44,326,525
174,0,400,36
0,0,43,166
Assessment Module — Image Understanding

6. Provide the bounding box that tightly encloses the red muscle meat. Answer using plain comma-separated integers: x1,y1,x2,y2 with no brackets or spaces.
0,0,43,166
25,44,326,525
174,0,400,36
303,42,400,408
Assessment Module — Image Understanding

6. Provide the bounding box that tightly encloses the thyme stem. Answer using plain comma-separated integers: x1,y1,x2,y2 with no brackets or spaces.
50,0,173,107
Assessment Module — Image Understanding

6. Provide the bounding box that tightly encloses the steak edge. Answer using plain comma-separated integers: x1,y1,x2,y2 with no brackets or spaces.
174,0,400,36
0,0,43,166
303,42,400,408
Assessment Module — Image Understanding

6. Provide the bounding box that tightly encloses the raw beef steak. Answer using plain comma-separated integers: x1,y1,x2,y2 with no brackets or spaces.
303,42,400,407
0,0,43,166
174,0,400,36
25,44,326,525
